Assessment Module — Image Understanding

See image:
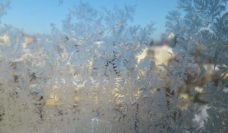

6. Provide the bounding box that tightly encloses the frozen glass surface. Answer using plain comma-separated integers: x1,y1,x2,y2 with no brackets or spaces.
0,0,227,133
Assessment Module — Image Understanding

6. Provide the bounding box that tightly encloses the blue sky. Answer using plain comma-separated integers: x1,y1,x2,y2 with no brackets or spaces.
2,0,178,37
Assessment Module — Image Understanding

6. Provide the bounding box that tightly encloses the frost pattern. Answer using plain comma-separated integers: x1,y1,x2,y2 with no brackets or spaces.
0,0,227,133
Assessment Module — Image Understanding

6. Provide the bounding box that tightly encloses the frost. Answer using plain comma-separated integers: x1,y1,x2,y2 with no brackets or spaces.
193,105,210,129
0,0,227,133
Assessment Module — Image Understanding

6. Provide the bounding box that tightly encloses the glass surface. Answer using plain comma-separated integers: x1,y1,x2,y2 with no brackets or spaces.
0,0,227,133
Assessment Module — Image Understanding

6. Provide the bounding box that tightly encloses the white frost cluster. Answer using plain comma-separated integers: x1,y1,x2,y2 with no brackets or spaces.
0,1,227,133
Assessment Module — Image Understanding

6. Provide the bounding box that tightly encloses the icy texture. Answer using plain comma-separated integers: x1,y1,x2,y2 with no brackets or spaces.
0,0,227,133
